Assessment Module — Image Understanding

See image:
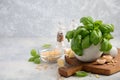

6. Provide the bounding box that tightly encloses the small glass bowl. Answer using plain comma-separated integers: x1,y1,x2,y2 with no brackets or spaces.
39,48,63,63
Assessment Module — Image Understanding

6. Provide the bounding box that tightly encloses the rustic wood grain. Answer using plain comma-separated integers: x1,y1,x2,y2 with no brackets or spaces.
58,49,120,77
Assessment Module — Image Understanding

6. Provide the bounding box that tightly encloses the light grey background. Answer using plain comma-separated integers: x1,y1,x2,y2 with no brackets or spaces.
0,0,120,80
0,0,120,38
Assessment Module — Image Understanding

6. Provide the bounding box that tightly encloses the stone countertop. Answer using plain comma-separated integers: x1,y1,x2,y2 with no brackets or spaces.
0,38,120,80
1,0,120,79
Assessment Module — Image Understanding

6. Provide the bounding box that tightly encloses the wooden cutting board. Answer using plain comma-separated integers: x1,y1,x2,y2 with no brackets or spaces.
58,49,120,77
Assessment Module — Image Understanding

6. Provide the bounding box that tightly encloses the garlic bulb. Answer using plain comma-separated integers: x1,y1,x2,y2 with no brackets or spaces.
109,47,118,57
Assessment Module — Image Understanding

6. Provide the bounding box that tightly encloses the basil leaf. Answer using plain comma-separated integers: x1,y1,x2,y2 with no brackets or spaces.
28,57,35,62
76,26,84,30
90,29,102,45
94,20,103,25
75,27,89,38
93,20,102,29
31,49,37,56
75,71,88,77
107,24,114,32
85,23,94,30
103,33,113,40
71,36,81,51
71,35,83,56
100,39,112,52
80,16,93,25
75,49,83,56
82,35,91,49
34,58,41,64
65,30,74,42
42,44,51,48
34,54,40,58
99,24,114,33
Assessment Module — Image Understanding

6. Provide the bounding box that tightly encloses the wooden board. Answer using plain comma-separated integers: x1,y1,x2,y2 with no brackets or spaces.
58,49,120,77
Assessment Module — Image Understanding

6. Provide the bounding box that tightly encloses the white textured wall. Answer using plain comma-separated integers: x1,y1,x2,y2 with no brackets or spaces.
0,0,120,38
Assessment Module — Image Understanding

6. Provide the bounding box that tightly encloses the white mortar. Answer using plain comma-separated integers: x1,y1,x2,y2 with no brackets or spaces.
74,44,103,62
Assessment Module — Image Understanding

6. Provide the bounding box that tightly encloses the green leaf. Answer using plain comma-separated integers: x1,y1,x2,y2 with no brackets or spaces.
100,39,112,52
99,24,114,33
71,36,81,51
82,35,91,49
79,28,89,38
34,58,40,64
93,20,102,29
76,26,84,30
28,57,35,62
85,23,94,30
103,33,113,40
71,35,83,56
65,16,114,56
90,29,102,45
42,44,51,48
75,49,83,56
94,20,103,25
35,54,40,58
31,49,37,56
80,16,94,25
107,24,114,32
75,27,89,39
75,71,88,77
65,30,74,42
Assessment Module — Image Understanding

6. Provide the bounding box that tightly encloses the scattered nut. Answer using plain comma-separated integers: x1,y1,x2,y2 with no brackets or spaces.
64,48,70,55
114,60,118,63
96,58,106,64
102,55,113,62
64,48,75,58
41,49,61,63
95,74,100,78
57,59,65,67
111,60,114,63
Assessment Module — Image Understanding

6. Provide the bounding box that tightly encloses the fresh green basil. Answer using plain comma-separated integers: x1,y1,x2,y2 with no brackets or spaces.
93,20,102,29
42,44,51,48
71,35,83,56
103,33,113,40
80,16,93,25
28,49,41,64
85,23,94,30
75,27,89,38
100,38,112,52
99,24,114,33
82,35,91,49
90,29,102,45
75,71,88,77
31,49,37,56
66,30,74,42
66,16,114,56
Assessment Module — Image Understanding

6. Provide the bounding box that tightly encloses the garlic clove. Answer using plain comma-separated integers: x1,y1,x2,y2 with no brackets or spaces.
102,55,113,62
96,58,106,64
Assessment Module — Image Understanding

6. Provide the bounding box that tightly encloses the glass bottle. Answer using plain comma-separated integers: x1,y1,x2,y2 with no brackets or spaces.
56,22,65,56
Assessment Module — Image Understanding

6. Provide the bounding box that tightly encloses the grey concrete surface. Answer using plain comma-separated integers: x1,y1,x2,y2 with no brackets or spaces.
0,38,120,80
1,0,120,80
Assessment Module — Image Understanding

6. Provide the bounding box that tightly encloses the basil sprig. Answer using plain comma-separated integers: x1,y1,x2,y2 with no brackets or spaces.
75,71,88,77
28,49,41,64
66,16,114,56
